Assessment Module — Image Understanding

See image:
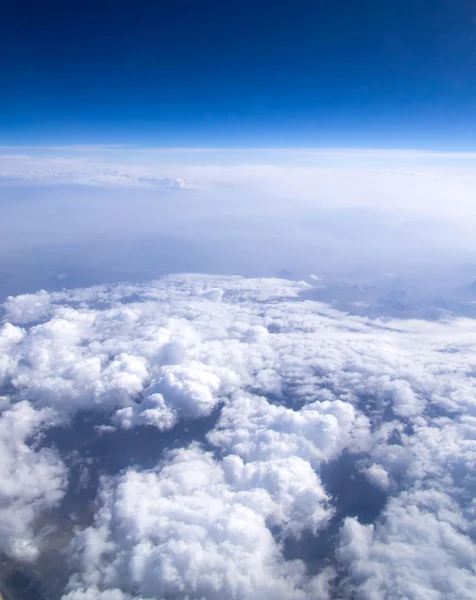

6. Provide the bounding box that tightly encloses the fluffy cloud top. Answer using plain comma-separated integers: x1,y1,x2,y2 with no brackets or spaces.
0,399,67,562
64,445,333,600
1,273,476,598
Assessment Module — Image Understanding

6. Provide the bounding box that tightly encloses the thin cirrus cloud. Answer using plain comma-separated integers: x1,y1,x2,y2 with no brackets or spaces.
1,273,476,598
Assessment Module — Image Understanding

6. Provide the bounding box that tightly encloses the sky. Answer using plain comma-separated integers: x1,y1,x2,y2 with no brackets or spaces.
2,0,476,147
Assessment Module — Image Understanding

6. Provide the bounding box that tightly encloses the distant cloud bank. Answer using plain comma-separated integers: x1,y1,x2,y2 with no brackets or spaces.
1,146,476,300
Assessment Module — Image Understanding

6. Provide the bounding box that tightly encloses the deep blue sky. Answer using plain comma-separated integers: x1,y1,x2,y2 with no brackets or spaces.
2,0,476,147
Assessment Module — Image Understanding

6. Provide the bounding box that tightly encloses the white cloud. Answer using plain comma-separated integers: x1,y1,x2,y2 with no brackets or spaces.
113,362,225,430
2,147,476,290
62,590,131,600
208,391,368,466
0,400,67,562
1,273,476,597
338,491,476,599
64,444,334,600
362,463,390,492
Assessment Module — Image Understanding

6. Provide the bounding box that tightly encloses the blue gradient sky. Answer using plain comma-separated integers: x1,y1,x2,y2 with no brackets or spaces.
2,0,476,147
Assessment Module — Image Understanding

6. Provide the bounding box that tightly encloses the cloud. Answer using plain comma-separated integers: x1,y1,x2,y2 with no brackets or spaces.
64,444,334,600
0,168,194,190
337,491,476,599
362,463,390,491
113,363,225,430
208,391,368,466
0,400,67,562
1,273,476,597
1,276,309,416
2,147,476,303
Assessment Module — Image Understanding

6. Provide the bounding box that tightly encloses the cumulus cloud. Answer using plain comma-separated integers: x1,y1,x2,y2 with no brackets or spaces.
0,400,67,562
208,391,367,466
338,491,476,599
362,463,390,491
1,273,476,598
64,444,334,600
113,363,225,430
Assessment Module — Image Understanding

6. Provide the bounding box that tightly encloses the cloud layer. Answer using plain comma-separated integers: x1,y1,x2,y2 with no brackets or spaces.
1,273,476,598
2,147,476,303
